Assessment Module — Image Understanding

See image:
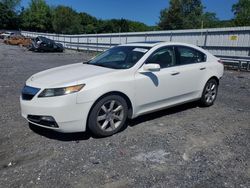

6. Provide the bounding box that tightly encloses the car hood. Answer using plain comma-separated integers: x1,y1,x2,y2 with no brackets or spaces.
26,63,115,88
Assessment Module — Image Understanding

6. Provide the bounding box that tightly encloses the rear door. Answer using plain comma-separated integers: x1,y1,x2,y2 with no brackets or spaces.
175,46,208,99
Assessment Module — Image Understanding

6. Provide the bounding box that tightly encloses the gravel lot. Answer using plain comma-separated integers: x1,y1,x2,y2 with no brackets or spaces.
0,42,249,188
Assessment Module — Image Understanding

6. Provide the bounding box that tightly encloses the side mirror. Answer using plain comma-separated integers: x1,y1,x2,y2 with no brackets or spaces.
142,64,160,72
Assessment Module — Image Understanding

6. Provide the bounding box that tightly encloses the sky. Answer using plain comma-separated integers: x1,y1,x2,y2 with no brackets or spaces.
20,0,238,26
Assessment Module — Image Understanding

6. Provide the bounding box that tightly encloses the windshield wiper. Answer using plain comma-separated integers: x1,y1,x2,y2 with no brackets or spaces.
87,63,112,69
83,60,90,64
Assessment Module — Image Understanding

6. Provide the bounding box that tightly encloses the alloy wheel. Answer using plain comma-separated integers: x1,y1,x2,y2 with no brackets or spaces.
96,100,124,132
204,81,217,104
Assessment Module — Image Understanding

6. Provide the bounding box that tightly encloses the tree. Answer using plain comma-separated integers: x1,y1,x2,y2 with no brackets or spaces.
0,0,20,29
79,12,98,33
219,20,234,27
20,0,52,32
158,0,183,30
118,19,130,32
95,19,151,34
158,0,204,30
52,6,82,34
201,12,219,28
18,1,151,34
182,0,203,29
0,1,19,29
0,0,20,10
232,0,250,26
128,20,151,32
96,20,116,33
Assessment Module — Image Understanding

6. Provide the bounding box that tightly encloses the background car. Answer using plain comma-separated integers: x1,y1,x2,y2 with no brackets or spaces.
3,35,32,46
28,36,64,52
20,42,224,137
0,31,14,39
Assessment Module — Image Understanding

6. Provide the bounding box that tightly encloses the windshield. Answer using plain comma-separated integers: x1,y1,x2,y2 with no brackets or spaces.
87,46,150,69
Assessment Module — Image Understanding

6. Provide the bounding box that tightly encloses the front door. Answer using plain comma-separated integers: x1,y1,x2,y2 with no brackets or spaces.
134,46,184,115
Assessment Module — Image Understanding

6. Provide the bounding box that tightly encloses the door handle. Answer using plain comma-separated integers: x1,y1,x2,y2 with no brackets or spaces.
200,67,206,70
171,71,180,76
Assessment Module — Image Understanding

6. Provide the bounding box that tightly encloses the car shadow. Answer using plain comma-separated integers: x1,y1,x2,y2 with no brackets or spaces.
29,51,64,53
29,123,92,142
29,101,200,141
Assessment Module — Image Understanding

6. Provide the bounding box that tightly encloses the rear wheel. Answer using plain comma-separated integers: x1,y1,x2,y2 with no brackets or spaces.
88,95,128,137
200,78,218,107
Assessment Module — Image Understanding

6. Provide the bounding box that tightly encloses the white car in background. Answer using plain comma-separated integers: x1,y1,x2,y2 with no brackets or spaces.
20,42,224,136
0,31,14,39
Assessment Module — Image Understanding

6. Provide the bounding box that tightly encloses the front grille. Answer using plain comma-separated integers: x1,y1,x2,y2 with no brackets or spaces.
22,85,40,101
27,115,59,128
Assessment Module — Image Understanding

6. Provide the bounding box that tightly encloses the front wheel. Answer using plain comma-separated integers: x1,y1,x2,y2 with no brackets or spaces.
200,78,218,107
88,95,128,137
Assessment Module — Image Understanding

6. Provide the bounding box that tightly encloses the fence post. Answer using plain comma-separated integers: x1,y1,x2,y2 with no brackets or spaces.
238,61,242,71
170,32,173,42
64,35,65,48
87,37,89,54
145,33,147,42
69,36,72,49
77,37,79,51
119,32,121,44
96,34,99,52
110,36,112,47
204,30,208,48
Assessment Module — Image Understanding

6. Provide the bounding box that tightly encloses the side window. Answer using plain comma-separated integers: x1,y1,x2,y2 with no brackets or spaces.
146,47,176,68
177,46,206,65
128,51,144,64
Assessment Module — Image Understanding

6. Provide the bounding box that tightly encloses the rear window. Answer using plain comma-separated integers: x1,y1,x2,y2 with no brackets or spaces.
177,46,206,65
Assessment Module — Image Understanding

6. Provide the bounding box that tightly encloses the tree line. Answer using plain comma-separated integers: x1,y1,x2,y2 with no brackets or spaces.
158,0,250,30
0,0,249,34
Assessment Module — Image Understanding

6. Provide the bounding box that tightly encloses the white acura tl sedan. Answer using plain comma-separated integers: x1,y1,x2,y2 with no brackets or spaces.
20,42,224,136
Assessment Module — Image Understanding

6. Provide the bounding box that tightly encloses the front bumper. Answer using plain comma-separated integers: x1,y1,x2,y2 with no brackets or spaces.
20,94,93,133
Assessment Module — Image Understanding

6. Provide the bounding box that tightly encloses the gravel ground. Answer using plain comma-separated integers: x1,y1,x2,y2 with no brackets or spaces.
0,42,249,188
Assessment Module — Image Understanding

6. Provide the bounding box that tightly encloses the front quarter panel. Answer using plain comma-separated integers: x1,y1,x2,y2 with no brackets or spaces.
76,69,136,108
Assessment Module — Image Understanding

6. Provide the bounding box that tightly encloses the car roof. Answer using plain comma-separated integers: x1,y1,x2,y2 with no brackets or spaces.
1,32,14,34
120,41,201,48
121,41,164,47
119,42,210,56
37,36,53,42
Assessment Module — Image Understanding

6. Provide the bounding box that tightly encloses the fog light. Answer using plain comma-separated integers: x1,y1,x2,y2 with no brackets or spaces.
41,116,55,122
40,116,58,128
27,115,59,128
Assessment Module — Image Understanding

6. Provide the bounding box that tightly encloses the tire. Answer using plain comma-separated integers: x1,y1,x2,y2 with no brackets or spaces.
88,95,128,137
200,78,218,107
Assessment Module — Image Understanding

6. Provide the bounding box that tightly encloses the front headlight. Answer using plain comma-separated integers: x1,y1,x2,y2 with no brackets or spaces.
38,84,85,98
